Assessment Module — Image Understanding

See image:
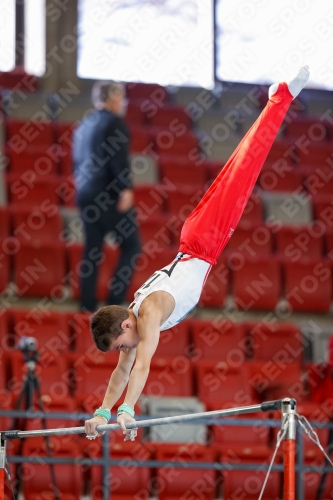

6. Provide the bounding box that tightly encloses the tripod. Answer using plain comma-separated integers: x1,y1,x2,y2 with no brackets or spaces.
11,338,60,500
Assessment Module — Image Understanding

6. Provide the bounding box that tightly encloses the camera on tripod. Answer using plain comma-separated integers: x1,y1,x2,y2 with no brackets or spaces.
17,336,39,365
18,336,38,352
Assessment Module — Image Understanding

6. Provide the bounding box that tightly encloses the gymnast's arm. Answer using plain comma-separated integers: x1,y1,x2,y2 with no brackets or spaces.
84,349,136,436
123,311,161,407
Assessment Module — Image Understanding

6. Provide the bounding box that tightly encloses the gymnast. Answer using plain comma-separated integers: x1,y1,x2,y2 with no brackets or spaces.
85,66,310,441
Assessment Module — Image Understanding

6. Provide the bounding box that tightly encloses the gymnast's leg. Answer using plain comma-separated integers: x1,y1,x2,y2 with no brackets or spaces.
179,66,310,264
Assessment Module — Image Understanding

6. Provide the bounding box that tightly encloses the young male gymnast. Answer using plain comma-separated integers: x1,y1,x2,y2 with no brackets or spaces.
85,66,310,441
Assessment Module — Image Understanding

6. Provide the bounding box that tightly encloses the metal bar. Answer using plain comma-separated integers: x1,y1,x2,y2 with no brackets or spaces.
296,424,304,500
282,399,297,500
102,432,110,500
0,435,6,500
6,455,333,473
4,401,281,440
5,456,285,471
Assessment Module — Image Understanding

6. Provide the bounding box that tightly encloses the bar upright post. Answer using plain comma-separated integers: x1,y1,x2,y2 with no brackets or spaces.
0,434,6,500
282,398,297,500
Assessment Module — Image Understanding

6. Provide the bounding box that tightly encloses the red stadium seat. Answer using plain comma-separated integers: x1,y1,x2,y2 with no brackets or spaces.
57,174,76,206
152,128,199,157
134,184,169,218
0,239,10,293
13,240,66,297
325,229,333,255
284,118,329,141
302,456,333,500
303,362,330,405
54,122,75,175
124,102,147,127
154,320,190,358
126,82,168,102
244,321,303,362
199,255,229,308
54,121,76,144
138,213,172,245
190,319,245,362
91,441,152,500
206,160,225,181
11,204,63,242
22,436,82,500
73,351,118,395
150,106,192,130
238,193,263,224
66,243,120,301
6,148,58,175
221,447,281,500
166,188,205,220
144,357,193,397
207,400,269,447
5,119,55,152
312,195,333,228
232,256,281,311
7,173,61,206
225,222,273,257
264,140,297,165
195,360,253,403
68,312,93,352
297,142,333,166
0,207,9,237
129,126,151,153
258,166,304,192
6,350,70,398
0,391,12,432
24,395,78,431
159,155,208,190
156,443,216,500
11,310,70,360
283,257,332,312
275,224,323,260
0,68,38,91
303,165,333,197
244,360,303,401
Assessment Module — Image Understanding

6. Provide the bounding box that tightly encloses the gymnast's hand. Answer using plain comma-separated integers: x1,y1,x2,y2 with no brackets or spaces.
117,413,137,441
84,416,106,440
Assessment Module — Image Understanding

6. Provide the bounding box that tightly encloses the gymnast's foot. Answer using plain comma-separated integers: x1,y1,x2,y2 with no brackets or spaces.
268,65,310,99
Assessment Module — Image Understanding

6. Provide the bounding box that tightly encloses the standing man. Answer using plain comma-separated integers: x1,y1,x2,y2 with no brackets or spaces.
73,81,141,312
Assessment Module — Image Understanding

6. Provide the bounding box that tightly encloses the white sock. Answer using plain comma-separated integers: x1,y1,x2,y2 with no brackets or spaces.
268,65,310,99
287,65,310,98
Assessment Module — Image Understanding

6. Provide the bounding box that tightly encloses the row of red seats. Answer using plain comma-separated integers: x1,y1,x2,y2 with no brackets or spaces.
0,309,305,361
1,239,332,311
1,204,333,254
4,124,333,181
0,343,326,405
4,436,327,500
1,384,330,457
3,420,333,500
0,68,38,91
3,426,332,500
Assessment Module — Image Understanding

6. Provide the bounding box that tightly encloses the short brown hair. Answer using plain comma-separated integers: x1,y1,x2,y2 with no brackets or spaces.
90,305,129,352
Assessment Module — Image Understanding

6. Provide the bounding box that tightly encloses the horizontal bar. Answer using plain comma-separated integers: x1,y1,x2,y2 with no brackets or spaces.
1,410,332,428
3,400,282,440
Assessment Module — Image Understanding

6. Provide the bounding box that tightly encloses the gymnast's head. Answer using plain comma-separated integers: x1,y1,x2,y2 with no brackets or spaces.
90,305,139,353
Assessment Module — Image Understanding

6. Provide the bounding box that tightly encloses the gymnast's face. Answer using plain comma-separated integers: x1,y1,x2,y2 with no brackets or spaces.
110,320,139,353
